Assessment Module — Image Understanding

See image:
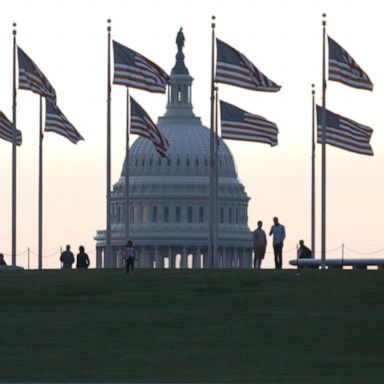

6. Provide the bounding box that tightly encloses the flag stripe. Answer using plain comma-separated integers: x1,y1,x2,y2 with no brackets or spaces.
130,97,169,157
17,47,56,102
328,36,373,91
215,39,281,92
113,41,169,93
0,111,22,145
220,100,278,146
45,100,83,144
316,105,373,156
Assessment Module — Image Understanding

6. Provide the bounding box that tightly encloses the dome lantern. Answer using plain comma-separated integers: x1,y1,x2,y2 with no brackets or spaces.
165,28,195,118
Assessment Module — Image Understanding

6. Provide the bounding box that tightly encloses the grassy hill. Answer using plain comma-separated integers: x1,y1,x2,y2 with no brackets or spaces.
0,269,383,383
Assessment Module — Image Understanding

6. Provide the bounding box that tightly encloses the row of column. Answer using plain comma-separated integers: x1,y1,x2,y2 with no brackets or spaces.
96,246,253,269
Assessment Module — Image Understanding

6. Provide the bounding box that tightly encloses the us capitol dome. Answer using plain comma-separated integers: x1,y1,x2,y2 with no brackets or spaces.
95,29,253,268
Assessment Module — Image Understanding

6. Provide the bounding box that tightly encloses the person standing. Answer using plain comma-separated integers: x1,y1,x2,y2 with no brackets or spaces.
253,221,267,269
76,246,90,269
60,245,75,269
269,217,286,269
123,241,136,274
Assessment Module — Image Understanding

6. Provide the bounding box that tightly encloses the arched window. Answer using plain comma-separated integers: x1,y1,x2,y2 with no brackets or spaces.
152,206,158,223
199,206,204,223
167,158,171,167
220,206,224,224
135,158,139,167
195,157,199,167
187,206,193,223
176,206,181,223
149,157,153,167
164,206,169,223
177,157,181,167
186,157,190,167
141,158,145,167
228,207,233,224
142,206,148,224
158,158,162,166
204,158,208,167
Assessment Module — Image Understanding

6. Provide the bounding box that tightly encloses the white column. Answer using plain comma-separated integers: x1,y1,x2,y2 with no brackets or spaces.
180,247,188,269
193,248,201,269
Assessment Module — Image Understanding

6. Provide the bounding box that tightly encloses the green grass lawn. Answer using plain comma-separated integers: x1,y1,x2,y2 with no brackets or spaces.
0,269,383,383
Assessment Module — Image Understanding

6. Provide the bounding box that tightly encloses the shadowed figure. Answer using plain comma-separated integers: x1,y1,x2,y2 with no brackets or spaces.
0,253,6,266
76,246,90,269
60,245,75,269
253,221,267,269
269,217,286,269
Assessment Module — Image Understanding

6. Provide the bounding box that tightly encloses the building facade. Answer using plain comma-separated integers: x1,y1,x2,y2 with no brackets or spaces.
95,30,253,268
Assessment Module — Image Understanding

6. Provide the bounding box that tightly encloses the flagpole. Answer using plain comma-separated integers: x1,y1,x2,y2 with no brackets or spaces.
38,95,43,269
311,84,315,259
11,22,17,267
125,88,130,244
321,14,327,269
214,86,219,267
106,19,112,268
209,15,216,268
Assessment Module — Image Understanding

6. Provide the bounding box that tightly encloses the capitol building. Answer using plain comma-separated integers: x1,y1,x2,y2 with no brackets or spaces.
95,30,253,269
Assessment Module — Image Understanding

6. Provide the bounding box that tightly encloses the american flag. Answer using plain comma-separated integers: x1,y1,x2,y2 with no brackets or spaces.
45,100,83,144
130,97,169,157
17,47,56,102
316,105,373,156
113,41,169,93
215,39,281,92
220,100,278,146
0,111,21,146
328,36,373,91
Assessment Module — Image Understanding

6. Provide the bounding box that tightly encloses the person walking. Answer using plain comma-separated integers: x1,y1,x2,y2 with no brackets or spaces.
76,246,90,269
269,217,286,269
60,245,75,269
123,241,136,274
253,221,267,269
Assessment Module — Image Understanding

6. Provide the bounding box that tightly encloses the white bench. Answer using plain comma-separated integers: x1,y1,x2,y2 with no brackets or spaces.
289,258,384,270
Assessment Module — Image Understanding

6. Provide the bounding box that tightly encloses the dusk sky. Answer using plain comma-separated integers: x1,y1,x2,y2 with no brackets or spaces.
0,0,383,269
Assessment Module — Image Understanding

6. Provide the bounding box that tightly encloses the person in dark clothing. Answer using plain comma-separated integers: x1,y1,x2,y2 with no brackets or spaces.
0,253,6,266
76,246,90,269
60,245,75,269
123,241,136,274
298,240,312,259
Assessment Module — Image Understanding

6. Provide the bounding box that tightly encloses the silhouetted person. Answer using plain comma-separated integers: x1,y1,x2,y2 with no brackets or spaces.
269,217,286,269
253,221,267,269
0,253,6,266
60,245,75,269
123,241,136,274
76,246,90,269
298,240,312,259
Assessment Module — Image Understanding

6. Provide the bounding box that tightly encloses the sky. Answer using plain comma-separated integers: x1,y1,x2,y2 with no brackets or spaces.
1,0,384,269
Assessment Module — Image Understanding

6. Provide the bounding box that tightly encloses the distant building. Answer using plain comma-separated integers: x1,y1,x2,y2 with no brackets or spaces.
95,30,253,268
